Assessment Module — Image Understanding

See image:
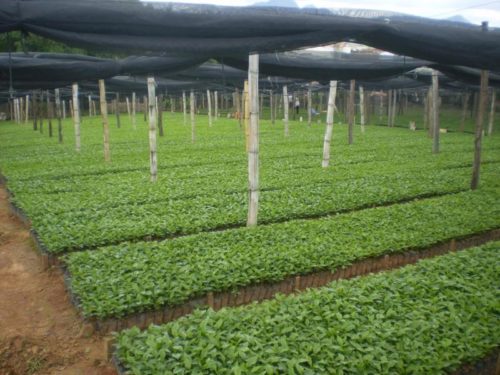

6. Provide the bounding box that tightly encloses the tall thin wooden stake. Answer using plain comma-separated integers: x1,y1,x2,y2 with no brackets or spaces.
307,85,312,127
247,54,259,227
147,78,158,182
115,93,121,128
487,90,496,136
471,70,489,189
72,83,81,152
269,90,274,125
460,92,470,132
322,81,338,168
283,85,289,137
214,91,219,120
62,99,66,120
235,89,242,128
25,95,29,123
126,97,131,120
387,90,392,126
158,95,164,137
244,81,250,151
190,90,196,143
207,89,213,127
359,85,365,133
348,80,355,145
182,91,187,126
391,89,397,126
132,92,137,130
431,71,440,154
55,88,63,143
47,91,53,137
99,80,111,162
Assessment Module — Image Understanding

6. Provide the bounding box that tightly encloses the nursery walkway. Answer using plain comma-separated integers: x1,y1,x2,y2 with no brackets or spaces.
0,187,116,375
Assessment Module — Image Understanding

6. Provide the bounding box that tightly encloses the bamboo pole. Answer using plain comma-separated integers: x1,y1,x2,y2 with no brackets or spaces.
147,78,158,182
348,80,355,145
487,90,496,136
359,86,365,133
460,92,470,132
247,54,259,227
322,81,338,168
158,95,164,137
55,88,63,143
214,91,219,120
391,89,397,127
115,93,121,128
62,99,66,120
431,71,440,154
307,85,312,127
207,89,213,127
25,95,29,123
126,97,131,120
471,70,489,189
244,81,250,151
182,91,187,126
387,90,392,126
72,83,81,152
132,92,137,130
190,90,196,143
235,88,242,128
47,92,53,137
99,80,111,162
31,91,38,131
283,85,289,137
270,90,275,125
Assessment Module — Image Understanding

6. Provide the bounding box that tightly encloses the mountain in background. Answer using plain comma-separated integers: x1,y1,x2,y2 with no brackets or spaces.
253,0,299,7
446,15,471,24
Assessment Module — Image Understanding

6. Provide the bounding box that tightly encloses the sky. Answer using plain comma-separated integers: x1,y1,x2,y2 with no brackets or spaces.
147,0,500,27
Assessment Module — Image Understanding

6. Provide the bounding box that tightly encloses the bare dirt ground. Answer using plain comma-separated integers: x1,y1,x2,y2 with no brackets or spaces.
0,187,116,375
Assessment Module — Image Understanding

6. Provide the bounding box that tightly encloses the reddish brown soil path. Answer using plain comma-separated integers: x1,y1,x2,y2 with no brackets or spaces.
0,187,116,375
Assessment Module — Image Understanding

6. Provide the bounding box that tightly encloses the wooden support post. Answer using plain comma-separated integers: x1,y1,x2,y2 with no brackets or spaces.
431,71,440,154
427,87,433,137
359,85,365,133
247,54,259,227
62,99,66,120
190,90,196,143
143,96,147,122
487,90,496,136
283,85,289,137
235,89,242,128
132,92,137,130
471,70,489,189
387,90,392,126
391,89,397,127
182,91,187,126
244,81,250,151
307,84,312,127
55,89,63,143
158,95,164,137
126,97,131,120
348,79,355,145
99,80,111,162
322,81,337,168
88,95,92,117
460,92,470,132
207,89,212,127
72,83,81,152
47,91,53,137
25,95,29,123
214,91,219,120
170,96,175,113
39,92,44,133
147,78,158,182
115,93,121,128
